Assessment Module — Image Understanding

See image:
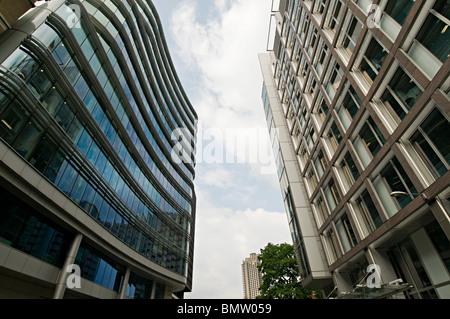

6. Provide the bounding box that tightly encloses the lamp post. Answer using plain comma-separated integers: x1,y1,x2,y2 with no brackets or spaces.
389,191,428,200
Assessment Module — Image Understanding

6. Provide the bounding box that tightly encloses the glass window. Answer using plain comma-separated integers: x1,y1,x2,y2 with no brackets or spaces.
75,243,124,292
54,104,75,131
357,190,383,233
53,42,71,68
29,69,52,100
0,101,31,144
358,37,388,83
384,0,415,25
323,178,342,212
381,67,423,121
379,156,418,208
410,1,450,78
325,0,344,34
416,2,450,62
340,12,363,56
0,186,71,267
12,121,44,160
354,116,385,167
32,23,62,52
425,220,450,273
42,87,64,117
410,107,450,179
335,213,358,253
2,49,38,82
325,228,342,263
341,152,360,185
325,60,344,100
337,83,362,130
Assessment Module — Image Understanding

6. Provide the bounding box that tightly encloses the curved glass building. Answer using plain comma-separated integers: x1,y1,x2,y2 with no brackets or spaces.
0,0,197,299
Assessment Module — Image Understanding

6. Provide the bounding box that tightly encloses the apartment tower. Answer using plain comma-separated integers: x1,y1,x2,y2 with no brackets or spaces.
259,0,450,298
242,253,263,299
0,0,197,299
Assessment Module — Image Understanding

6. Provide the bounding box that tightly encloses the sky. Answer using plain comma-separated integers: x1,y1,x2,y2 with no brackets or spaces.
152,0,291,299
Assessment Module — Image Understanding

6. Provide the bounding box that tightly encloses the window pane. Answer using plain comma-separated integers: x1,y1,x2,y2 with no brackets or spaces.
384,0,415,25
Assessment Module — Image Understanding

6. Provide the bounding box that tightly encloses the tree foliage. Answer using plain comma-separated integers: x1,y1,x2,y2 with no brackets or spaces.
256,243,315,299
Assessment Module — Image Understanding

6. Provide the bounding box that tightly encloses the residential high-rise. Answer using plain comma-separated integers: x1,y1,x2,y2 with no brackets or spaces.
242,253,263,299
0,0,197,299
259,0,450,299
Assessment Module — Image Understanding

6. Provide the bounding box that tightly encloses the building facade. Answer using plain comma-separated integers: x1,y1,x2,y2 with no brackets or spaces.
0,0,197,299
260,0,450,298
242,253,263,299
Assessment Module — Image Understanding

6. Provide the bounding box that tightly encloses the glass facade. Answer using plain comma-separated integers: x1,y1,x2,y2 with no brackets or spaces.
0,0,197,298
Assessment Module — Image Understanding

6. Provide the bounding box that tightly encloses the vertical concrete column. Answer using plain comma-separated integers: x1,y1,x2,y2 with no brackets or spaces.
118,267,131,299
53,233,83,299
150,281,156,299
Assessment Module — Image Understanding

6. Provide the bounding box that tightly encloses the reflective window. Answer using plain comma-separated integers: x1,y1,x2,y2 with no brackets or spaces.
381,67,423,121
410,107,450,179
358,37,388,83
0,186,71,267
75,243,125,292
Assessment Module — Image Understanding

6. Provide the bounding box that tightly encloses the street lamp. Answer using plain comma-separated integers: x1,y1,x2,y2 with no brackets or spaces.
389,191,428,200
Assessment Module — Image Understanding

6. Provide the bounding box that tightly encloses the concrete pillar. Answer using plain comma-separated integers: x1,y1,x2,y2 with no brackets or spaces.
150,281,156,299
118,267,131,299
53,233,83,299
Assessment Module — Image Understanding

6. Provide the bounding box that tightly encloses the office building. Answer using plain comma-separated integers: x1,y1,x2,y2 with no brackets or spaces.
0,0,197,299
259,0,450,298
242,253,263,299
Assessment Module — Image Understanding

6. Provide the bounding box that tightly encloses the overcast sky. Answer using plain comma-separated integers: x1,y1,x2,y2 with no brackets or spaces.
152,0,291,299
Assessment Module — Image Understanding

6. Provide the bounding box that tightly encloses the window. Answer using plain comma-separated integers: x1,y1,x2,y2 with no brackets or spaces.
357,190,383,233
339,12,364,56
328,122,343,151
341,152,360,186
75,243,125,292
358,37,388,83
314,195,329,226
324,60,344,100
323,178,342,212
409,1,450,78
325,228,342,263
380,0,415,40
0,186,71,267
335,213,358,253
372,156,417,218
337,82,362,130
325,0,344,34
425,220,450,273
313,148,328,179
381,67,423,121
314,0,327,16
384,0,415,25
314,40,329,77
353,116,386,167
410,107,450,179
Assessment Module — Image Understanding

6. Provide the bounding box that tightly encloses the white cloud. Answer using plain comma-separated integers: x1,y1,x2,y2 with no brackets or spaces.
171,0,272,130
165,0,292,299
186,188,290,299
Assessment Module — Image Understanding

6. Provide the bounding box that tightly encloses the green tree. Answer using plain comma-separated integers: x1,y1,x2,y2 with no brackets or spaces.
256,242,315,299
